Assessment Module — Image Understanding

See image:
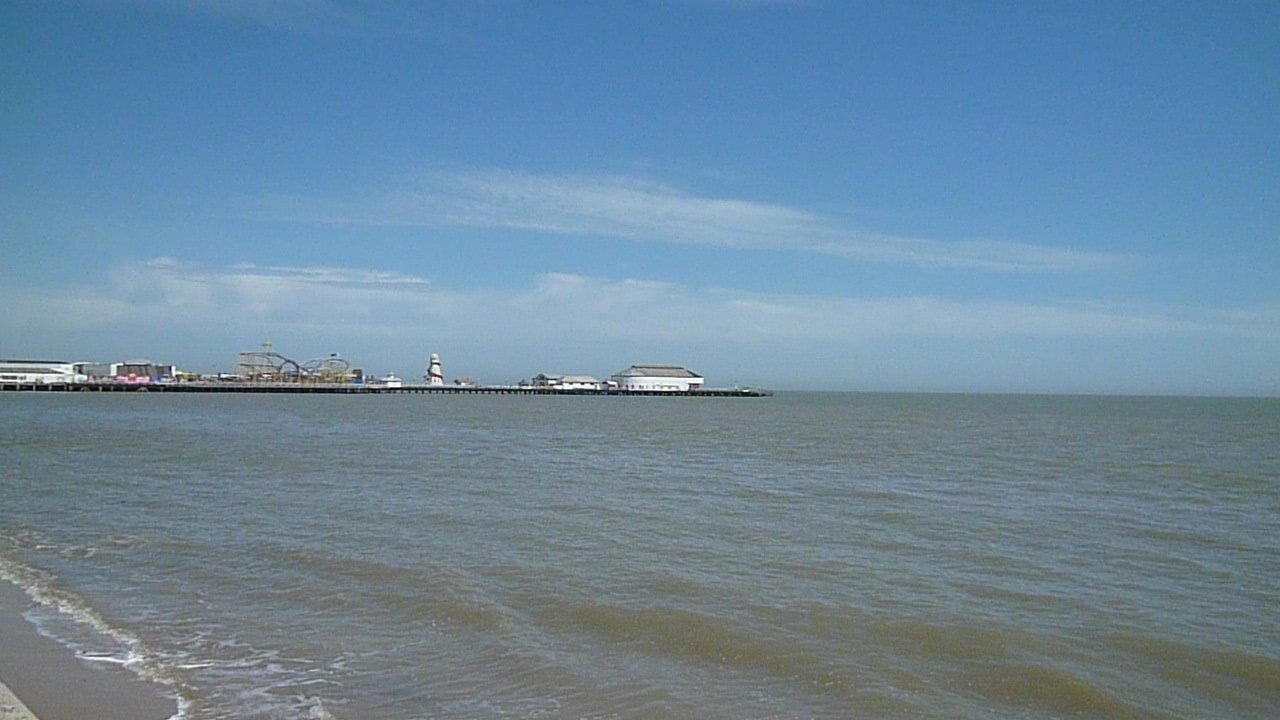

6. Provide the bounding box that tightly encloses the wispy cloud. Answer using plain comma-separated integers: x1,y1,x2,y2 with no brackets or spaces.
112,259,436,328
5,259,1270,350
224,262,430,288
260,169,1134,273
523,273,1265,341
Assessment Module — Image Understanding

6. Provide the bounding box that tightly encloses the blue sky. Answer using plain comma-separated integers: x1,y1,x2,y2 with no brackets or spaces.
2,1,1277,394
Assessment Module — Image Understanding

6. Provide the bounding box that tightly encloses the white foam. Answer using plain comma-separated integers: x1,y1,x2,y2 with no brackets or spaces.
77,652,132,665
0,553,190,720
303,696,339,720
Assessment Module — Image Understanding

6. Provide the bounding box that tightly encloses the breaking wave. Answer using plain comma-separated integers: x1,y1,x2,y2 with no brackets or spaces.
0,549,190,720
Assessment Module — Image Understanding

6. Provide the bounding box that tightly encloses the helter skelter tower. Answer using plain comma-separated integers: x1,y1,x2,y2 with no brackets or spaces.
426,353,444,386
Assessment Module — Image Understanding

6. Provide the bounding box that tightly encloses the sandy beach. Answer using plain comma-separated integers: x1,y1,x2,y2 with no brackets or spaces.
0,581,175,720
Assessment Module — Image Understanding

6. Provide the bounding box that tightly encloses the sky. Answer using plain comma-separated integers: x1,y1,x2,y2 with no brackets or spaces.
2,1,1277,395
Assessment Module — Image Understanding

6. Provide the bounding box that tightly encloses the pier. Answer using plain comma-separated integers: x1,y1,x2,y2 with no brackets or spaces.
0,382,771,397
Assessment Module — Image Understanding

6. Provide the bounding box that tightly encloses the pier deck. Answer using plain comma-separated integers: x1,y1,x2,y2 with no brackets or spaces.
1,382,771,397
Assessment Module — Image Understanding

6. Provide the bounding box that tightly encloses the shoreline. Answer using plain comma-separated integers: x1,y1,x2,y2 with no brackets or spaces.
0,580,176,720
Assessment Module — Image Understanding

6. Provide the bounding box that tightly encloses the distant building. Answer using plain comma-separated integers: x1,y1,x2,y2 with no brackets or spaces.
65,359,175,384
75,362,113,380
0,360,84,384
610,365,704,392
111,360,174,384
532,374,602,391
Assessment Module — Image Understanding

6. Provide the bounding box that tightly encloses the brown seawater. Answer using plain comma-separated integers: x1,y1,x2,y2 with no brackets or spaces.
2,392,1277,719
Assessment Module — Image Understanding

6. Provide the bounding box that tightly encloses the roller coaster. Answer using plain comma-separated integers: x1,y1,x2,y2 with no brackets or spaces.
234,341,355,383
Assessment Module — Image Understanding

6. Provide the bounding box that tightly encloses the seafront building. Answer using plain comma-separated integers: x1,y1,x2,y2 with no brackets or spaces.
531,374,602,391
1,359,179,385
94,360,175,383
0,359,84,384
609,365,704,392
2,357,183,385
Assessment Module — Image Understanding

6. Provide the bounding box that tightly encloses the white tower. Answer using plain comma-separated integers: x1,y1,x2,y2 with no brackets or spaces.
426,353,444,386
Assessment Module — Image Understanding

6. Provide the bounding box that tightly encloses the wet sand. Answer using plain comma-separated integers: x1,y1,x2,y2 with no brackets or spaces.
0,581,175,720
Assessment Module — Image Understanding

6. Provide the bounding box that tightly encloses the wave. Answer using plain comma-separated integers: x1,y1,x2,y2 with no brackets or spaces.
1111,634,1280,715
548,601,865,700
0,550,191,720
267,546,518,633
0,545,353,720
958,659,1160,719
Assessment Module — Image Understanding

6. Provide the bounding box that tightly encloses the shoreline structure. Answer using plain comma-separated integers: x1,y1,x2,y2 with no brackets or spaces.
2,355,772,396
0,381,771,396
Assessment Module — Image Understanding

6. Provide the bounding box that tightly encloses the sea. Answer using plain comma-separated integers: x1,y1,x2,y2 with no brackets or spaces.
1,392,1277,720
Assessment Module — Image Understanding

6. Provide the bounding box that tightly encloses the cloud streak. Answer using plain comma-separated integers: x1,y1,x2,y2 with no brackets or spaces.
4,259,1269,345
261,169,1134,273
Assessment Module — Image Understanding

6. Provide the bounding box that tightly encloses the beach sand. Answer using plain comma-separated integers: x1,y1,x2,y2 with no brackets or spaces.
0,581,176,720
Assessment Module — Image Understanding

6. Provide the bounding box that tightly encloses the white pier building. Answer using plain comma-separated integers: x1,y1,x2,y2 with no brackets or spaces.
610,365,704,392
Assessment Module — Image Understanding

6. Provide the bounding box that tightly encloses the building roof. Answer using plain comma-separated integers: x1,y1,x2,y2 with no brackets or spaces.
613,365,702,379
